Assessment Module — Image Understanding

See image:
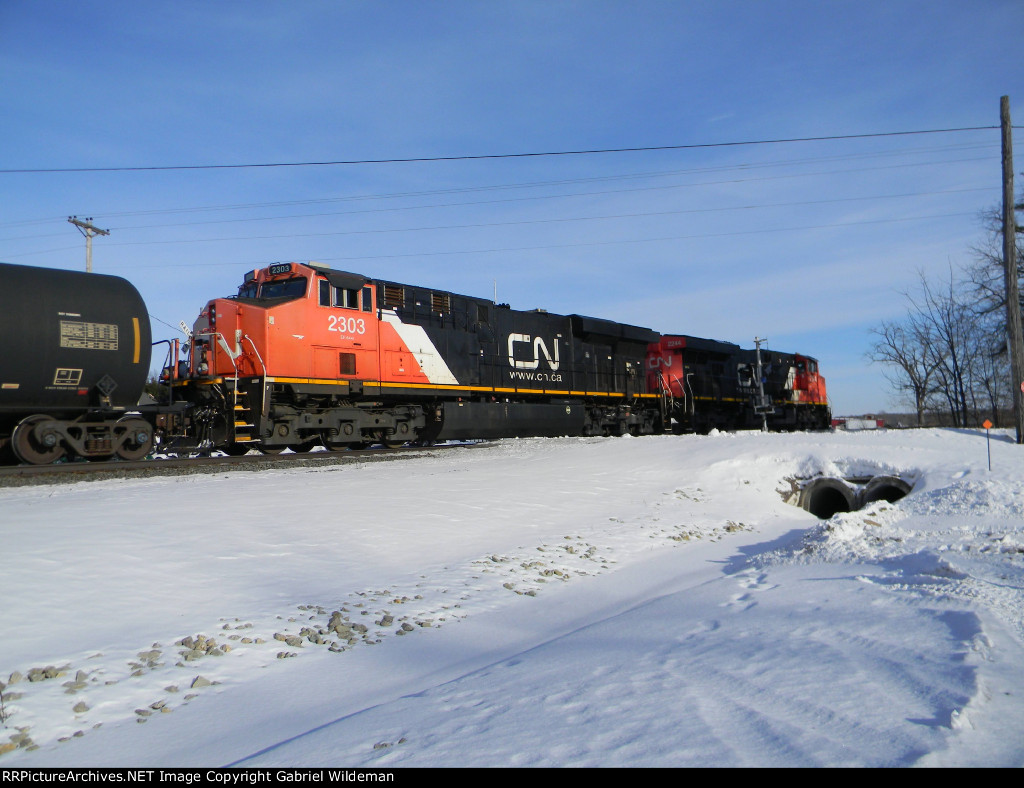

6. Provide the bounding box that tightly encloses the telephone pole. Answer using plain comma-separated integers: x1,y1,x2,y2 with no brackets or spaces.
753,336,775,432
68,216,109,273
1000,96,1024,444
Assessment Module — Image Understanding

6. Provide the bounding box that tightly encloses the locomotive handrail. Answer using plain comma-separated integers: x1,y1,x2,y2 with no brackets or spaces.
242,335,269,420
655,370,674,431
199,330,242,415
152,339,179,405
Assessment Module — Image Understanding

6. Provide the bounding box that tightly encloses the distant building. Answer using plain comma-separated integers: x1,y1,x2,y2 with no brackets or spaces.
832,417,886,431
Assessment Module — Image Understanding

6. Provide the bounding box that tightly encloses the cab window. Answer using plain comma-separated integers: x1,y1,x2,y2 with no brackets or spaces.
259,278,307,300
335,287,359,309
318,278,362,309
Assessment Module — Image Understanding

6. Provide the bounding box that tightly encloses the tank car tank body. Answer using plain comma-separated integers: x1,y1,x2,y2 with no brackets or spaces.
163,262,665,453
0,262,154,463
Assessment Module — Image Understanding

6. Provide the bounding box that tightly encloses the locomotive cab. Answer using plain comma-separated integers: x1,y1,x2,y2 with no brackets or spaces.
188,262,379,383
793,354,828,405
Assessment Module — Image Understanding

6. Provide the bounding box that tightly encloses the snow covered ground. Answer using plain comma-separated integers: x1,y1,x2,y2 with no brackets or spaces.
0,428,1022,767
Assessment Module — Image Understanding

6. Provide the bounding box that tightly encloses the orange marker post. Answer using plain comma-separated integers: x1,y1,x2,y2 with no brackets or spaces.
983,419,993,470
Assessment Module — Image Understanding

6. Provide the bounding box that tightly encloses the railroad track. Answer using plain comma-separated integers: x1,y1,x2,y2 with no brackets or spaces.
0,442,486,488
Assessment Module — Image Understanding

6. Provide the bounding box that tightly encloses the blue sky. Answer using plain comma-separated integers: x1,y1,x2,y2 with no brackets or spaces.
2,0,1021,415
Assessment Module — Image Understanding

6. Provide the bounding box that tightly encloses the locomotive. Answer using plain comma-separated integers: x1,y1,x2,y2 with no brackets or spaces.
158,261,665,454
648,335,830,433
0,260,831,464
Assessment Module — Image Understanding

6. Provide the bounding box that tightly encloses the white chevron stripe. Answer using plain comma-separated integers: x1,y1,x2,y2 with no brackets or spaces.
380,310,460,385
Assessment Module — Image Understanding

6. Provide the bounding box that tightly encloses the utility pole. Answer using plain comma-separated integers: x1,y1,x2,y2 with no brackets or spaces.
1000,96,1024,444
753,336,775,431
68,216,110,273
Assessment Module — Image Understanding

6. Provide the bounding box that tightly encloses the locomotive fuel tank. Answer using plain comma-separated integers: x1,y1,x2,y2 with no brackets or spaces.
0,262,152,415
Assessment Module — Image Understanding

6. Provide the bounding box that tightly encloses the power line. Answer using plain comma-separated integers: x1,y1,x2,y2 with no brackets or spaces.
45,209,971,269
0,152,999,243
0,127,1001,174
92,187,995,249
0,139,999,231
101,156,1003,232
302,211,984,263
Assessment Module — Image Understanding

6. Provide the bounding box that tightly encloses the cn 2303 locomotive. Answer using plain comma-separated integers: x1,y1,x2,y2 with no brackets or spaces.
161,261,665,453
157,261,829,455
0,260,830,463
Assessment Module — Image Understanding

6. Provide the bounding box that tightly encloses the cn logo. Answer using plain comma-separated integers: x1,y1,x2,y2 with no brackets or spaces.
507,333,560,370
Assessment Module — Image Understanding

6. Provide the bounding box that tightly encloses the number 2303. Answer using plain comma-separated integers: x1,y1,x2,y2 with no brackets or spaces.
328,315,366,334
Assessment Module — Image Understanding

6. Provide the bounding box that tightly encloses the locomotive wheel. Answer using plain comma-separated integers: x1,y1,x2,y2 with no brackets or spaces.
222,443,252,456
11,415,65,465
322,430,351,451
115,417,154,461
371,430,406,450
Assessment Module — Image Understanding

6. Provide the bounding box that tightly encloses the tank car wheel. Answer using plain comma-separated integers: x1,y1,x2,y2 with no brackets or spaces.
260,446,286,455
222,443,253,456
11,415,66,465
115,417,154,461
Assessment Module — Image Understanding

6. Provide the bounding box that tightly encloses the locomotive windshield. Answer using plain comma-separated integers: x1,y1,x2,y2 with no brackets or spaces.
237,282,258,299
258,278,307,300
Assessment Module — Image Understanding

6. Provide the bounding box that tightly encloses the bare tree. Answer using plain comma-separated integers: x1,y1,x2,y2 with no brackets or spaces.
868,317,938,426
909,268,974,426
965,202,1023,323
965,201,1021,425
871,192,1022,429
870,266,1011,428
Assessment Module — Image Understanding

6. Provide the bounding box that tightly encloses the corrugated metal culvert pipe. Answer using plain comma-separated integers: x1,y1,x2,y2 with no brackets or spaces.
794,474,915,519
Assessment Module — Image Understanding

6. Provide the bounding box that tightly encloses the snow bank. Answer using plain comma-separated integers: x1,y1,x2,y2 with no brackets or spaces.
1,429,1022,766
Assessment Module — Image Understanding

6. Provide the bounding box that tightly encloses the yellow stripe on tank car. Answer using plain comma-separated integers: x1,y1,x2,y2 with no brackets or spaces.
132,318,141,363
